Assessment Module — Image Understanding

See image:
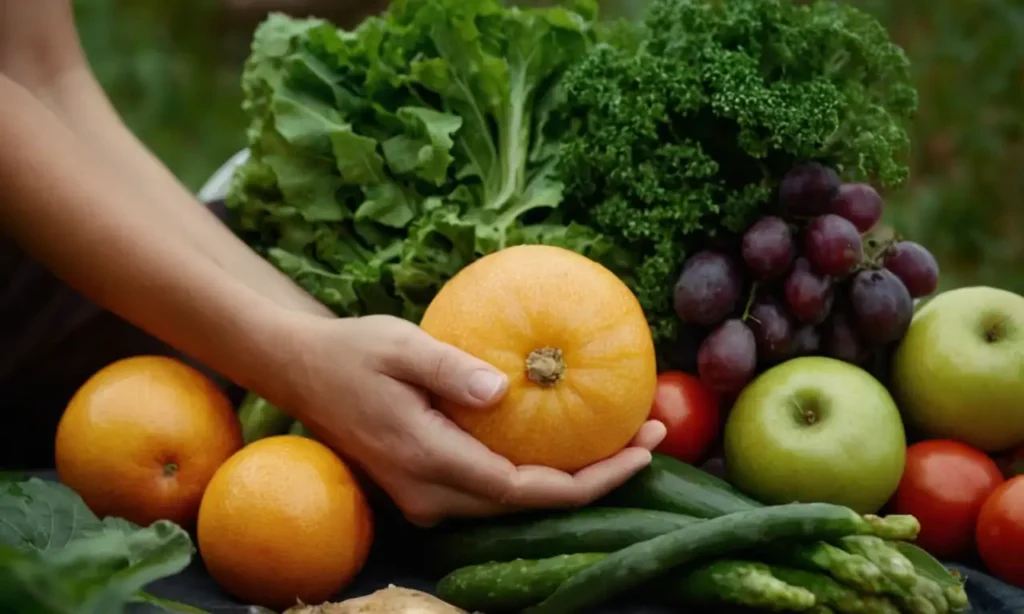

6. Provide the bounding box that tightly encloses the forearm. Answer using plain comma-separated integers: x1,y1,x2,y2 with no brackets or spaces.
47,67,334,317
0,2,332,318
0,75,294,398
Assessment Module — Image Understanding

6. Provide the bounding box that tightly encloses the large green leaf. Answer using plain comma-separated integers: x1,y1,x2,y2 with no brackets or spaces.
0,477,202,614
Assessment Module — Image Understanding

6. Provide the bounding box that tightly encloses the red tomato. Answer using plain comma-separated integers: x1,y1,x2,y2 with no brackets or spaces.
892,440,1004,558
996,445,1024,479
976,476,1024,587
648,372,720,464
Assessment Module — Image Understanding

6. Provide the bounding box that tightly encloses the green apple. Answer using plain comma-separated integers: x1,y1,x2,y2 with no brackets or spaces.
892,286,1024,452
724,357,906,514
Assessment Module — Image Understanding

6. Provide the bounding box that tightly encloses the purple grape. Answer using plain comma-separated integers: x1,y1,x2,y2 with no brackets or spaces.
885,241,940,298
850,268,914,345
747,297,794,363
831,183,884,232
783,257,834,325
790,325,822,357
698,319,758,395
779,162,841,216
822,311,870,365
673,251,743,326
741,216,796,281
804,214,864,278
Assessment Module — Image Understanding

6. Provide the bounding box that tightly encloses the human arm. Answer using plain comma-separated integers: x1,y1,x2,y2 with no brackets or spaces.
0,0,333,317
0,73,665,524
0,73,293,396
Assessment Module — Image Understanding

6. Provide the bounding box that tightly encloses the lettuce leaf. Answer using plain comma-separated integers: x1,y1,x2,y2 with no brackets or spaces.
0,477,201,614
228,0,625,322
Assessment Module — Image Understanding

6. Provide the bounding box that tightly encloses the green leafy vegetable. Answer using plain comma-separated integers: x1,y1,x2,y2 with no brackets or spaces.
558,0,918,348
0,477,201,614
229,0,917,361
228,0,624,323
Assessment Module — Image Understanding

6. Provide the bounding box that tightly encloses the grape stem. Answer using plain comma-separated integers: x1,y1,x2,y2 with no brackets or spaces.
858,235,901,272
742,282,760,321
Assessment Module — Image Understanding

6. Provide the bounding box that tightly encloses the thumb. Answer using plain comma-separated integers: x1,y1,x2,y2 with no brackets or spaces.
383,325,509,407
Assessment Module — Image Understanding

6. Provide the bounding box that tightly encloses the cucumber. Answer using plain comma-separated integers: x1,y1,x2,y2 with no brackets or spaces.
523,502,883,614
438,555,817,613
419,507,698,572
237,392,292,444
605,453,760,518
437,553,606,613
288,420,316,439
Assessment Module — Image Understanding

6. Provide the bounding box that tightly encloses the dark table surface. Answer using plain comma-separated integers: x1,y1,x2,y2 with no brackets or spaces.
26,472,1024,614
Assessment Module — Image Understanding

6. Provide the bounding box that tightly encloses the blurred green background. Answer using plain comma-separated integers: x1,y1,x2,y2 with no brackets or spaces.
73,0,1024,296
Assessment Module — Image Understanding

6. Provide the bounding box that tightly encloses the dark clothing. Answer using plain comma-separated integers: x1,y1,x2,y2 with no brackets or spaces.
0,200,243,470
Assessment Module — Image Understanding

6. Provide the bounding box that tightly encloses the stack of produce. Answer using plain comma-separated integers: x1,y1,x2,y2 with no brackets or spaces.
419,454,968,614
11,0,1023,613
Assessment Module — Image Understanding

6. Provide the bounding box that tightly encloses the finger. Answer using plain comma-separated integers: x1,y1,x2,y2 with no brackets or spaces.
382,323,508,408
502,447,654,508
629,419,667,451
402,485,521,528
421,411,654,509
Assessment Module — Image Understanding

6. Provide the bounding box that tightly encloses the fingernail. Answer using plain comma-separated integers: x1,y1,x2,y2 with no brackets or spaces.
633,449,653,468
467,370,507,403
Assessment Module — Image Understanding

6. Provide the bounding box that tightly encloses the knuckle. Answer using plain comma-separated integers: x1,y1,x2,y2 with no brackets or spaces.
398,494,442,528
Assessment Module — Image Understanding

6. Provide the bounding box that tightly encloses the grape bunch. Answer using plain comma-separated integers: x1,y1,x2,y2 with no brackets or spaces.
672,162,940,397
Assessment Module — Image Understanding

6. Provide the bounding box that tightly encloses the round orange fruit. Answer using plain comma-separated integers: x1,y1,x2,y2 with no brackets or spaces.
55,355,243,528
197,435,374,610
419,244,657,472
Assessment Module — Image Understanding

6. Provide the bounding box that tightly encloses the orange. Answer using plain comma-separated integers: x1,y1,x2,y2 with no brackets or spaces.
419,244,657,472
55,355,243,528
197,435,374,610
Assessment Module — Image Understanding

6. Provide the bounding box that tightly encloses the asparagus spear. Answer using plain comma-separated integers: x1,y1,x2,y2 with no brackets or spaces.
840,536,949,614
760,542,890,594
768,565,901,614
840,536,917,588
893,542,970,613
658,560,817,612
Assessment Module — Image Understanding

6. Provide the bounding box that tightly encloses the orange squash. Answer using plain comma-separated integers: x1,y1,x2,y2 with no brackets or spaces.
419,244,657,472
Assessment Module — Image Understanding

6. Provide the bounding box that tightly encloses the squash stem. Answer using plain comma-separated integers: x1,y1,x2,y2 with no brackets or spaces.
526,347,567,386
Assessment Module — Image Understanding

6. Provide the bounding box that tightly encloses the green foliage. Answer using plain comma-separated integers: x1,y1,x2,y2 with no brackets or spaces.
852,0,1024,296
74,0,248,191
79,0,1024,299
557,0,917,344
0,477,200,614
228,0,625,322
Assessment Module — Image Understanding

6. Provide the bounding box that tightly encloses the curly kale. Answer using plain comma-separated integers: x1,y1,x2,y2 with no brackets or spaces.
558,0,918,346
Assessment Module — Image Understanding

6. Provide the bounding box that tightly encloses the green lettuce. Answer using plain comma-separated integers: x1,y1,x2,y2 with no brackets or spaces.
228,0,624,322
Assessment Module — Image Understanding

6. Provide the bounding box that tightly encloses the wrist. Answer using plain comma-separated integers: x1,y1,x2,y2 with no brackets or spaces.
234,307,336,420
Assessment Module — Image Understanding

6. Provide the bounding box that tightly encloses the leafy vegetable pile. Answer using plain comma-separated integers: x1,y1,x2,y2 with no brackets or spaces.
228,0,917,354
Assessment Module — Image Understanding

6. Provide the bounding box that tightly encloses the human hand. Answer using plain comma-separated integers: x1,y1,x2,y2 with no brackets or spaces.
277,314,666,527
